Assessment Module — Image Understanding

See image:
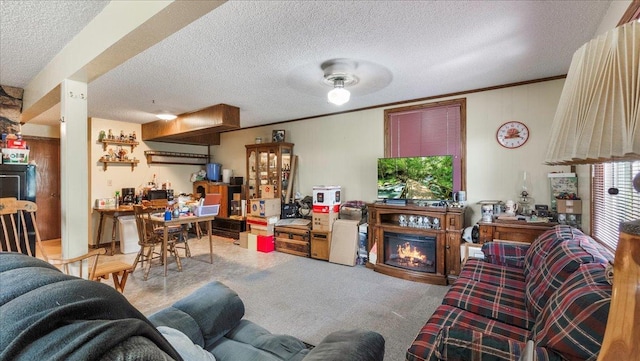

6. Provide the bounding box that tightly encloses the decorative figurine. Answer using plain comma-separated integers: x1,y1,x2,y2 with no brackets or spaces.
98,130,106,141
119,130,125,141
118,147,127,160
108,129,114,140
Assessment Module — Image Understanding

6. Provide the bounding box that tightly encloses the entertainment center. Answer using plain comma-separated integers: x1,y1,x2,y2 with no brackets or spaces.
367,202,465,285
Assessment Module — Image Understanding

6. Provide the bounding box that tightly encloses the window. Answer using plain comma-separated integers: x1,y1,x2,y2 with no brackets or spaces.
384,99,466,192
592,161,640,251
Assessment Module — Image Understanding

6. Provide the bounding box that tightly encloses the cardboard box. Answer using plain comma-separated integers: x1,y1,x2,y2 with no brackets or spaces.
238,231,250,249
556,199,582,214
312,211,339,232
95,198,117,209
1,148,29,164
312,204,340,214
329,219,359,266
260,185,275,198
313,186,341,206
247,233,258,251
246,215,279,226
195,204,219,216
257,235,275,253
310,230,331,260
249,224,274,236
250,198,281,217
6,139,27,149
461,243,485,264
339,206,365,222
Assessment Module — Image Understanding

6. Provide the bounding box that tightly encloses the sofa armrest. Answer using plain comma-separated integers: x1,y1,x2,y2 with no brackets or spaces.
148,281,245,349
481,241,529,268
303,329,385,361
435,327,563,361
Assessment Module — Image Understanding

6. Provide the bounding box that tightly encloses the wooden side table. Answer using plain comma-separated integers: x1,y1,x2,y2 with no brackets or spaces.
94,206,135,255
478,220,558,244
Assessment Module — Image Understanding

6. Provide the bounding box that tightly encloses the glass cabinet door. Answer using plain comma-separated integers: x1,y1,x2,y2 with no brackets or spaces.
247,150,257,198
246,142,294,201
280,146,292,199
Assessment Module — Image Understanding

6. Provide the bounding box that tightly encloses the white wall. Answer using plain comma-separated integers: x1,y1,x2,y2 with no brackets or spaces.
21,123,60,138
89,117,208,199
88,117,208,245
212,78,574,226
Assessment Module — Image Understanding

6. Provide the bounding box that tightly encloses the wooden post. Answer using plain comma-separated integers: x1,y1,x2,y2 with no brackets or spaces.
597,220,640,361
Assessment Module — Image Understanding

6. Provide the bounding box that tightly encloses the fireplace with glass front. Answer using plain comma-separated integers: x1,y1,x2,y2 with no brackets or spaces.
368,203,465,285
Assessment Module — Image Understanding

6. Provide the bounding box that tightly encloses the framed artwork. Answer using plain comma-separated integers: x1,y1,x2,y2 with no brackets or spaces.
272,130,285,142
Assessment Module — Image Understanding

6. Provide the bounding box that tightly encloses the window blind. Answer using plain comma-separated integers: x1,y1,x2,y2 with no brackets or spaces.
389,104,462,190
592,161,640,251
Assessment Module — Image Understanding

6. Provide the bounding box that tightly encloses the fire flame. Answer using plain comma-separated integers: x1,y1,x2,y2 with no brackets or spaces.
397,242,427,264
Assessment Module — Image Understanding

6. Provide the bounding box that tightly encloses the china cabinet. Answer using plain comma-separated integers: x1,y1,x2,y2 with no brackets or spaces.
245,142,294,201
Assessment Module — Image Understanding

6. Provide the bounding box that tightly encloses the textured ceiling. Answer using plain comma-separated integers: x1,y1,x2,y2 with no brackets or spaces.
0,1,615,128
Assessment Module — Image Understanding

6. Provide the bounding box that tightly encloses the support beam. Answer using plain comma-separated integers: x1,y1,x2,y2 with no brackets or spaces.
59,79,89,259
21,0,226,122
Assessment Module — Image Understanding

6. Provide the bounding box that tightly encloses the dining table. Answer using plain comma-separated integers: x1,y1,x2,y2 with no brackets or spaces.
149,212,217,276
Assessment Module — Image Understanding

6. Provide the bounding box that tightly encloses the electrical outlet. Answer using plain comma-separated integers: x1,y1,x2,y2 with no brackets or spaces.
107,179,112,186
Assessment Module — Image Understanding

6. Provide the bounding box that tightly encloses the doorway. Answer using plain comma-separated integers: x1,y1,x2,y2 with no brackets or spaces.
24,136,61,241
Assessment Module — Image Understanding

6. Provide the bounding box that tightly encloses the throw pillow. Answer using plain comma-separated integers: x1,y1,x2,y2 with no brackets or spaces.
157,326,216,361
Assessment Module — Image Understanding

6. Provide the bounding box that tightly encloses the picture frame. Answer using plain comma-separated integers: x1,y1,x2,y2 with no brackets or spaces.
272,129,285,142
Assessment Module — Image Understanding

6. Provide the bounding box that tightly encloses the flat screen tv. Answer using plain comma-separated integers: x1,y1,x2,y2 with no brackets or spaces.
377,156,453,201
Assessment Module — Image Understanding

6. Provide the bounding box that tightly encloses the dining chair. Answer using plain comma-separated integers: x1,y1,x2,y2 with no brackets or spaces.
132,205,183,280
144,199,191,258
0,197,132,289
47,248,106,280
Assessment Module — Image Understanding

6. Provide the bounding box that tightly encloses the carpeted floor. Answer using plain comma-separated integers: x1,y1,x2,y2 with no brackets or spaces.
98,235,449,361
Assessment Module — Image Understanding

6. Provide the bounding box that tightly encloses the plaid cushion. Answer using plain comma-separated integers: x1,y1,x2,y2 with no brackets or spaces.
534,263,611,361
459,259,525,290
523,225,584,278
443,278,534,330
434,327,563,361
406,305,529,361
481,242,529,268
525,237,612,319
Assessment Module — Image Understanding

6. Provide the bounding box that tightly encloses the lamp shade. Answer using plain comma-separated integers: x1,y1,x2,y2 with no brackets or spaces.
545,20,639,165
328,87,350,105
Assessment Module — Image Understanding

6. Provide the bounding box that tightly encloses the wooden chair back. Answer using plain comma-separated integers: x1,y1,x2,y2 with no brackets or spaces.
149,199,169,208
1,197,112,281
133,205,161,246
48,248,106,280
0,197,45,259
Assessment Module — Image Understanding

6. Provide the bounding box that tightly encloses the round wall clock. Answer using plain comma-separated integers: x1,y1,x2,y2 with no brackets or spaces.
496,121,529,149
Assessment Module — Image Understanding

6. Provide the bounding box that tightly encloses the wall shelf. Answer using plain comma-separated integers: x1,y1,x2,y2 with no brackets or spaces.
99,158,139,171
100,139,139,152
144,151,209,165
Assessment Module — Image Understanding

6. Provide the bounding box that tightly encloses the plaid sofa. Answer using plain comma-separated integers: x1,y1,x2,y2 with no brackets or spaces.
406,225,614,361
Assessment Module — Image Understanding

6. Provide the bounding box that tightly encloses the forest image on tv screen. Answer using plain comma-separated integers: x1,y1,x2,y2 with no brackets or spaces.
377,156,453,200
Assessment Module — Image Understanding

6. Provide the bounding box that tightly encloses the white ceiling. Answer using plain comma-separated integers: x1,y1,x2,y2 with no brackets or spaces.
0,1,618,129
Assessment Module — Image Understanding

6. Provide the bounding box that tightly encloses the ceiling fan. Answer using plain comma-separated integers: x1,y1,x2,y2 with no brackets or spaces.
286,58,392,105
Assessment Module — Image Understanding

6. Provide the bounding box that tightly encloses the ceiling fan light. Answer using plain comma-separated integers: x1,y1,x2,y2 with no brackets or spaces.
328,87,350,105
156,113,177,121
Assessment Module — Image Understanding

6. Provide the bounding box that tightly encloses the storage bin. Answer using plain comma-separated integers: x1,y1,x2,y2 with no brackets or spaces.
118,215,139,254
